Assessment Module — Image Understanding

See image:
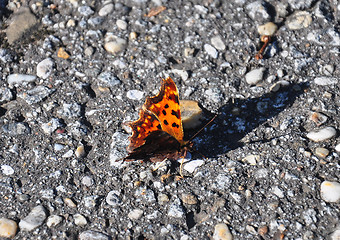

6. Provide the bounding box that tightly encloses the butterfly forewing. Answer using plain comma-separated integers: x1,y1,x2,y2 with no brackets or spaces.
143,77,184,145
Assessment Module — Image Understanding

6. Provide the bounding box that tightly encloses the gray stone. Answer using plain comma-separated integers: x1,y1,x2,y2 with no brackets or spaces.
19,205,47,231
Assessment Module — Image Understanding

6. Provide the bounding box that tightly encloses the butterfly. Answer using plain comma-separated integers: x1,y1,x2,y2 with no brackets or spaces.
122,77,216,172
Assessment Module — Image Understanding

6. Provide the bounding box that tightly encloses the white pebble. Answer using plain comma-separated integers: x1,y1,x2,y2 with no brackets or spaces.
106,190,122,206
116,19,128,30
335,143,340,152
331,229,340,240
7,74,36,86
204,44,218,58
257,22,278,36
127,90,144,100
242,155,259,165
19,205,47,231
128,209,143,220
73,214,87,226
184,160,204,173
37,58,54,79
213,223,233,240
1,165,14,175
306,127,336,142
170,69,189,81
286,11,312,30
99,3,114,16
314,77,338,85
104,36,127,54
211,35,225,51
320,181,340,203
314,147,329,158
46,215,63,228
245,68,265,85
0,218,17,238
272,186,284,198
75,145,85,158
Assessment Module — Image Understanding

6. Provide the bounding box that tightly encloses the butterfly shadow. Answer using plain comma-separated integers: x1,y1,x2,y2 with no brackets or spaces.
188,82,308,159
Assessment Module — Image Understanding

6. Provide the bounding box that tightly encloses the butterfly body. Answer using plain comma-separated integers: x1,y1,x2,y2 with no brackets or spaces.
123,77,191,163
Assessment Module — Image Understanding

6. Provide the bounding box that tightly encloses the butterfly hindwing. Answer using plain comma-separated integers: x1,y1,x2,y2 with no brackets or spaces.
127,109,162,152
143,77,184,145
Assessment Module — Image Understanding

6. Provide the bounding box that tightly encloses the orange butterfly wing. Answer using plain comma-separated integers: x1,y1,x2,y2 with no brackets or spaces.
126,77,184,153
143,77,184,144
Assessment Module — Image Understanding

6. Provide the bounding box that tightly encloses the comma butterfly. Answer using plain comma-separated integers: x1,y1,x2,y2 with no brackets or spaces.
122,77,215,165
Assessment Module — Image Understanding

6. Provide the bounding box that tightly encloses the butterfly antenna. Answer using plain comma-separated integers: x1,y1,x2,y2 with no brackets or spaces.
188,114,218,142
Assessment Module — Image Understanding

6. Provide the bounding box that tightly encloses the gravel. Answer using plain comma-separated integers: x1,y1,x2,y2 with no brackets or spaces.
1,1,340,239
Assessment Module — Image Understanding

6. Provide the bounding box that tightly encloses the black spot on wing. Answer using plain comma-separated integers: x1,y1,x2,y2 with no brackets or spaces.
171,109,180,119
162,109,166,115
164,120,169,125
164,104,169,108
157,124,162,130
172,122,180,128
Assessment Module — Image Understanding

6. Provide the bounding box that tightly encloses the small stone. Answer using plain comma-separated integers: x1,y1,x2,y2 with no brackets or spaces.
127,90,144,100
79,230,110,240
66,19,76,27
314,77,338,86
106,190,122,206
1,165,14,175
307,28,340,46
83,195,98,208
116,19,128,30
6,7,38,44
0,48,15,63
0,218,17,238
246,1,271,21
158,193,169,204
204,44,218,58
2,122,31,136
184,160,204,174
320,181,340,203
170,69,189,81
41,118,64,134
37,58,54,79
46,215,63,228
135,188,156,203
73,214,87,226
128,209,143,220
335,144,340,152
306,127,337,142
184,47,195,57
18,86,55,104
286,11,312,30
331,229,340,240
245,68,265,85
288,0,313,10
99,3,114,16
58,103,82,118
19,205,47,231
213,223,233,240
257,22,278,36
181,193,198,205
129,32,138,40
97,72,120,87
315,147,329,158
168,199,185,218
75,145,86,158
78,6,94,16
242,154,260,165
309,112,327,126
321,64,334,76
272,186,284,198
0,87,13,104
57,47,70,59
180,100,203,129
104,36,127,54
64,197,77,208
7,74,36,86
81,176,94,187
258,225,268,236
211,35,225,51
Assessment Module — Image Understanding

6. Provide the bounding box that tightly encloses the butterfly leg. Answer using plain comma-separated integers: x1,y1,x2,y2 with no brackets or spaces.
152,158,168,172
178,150,188,178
